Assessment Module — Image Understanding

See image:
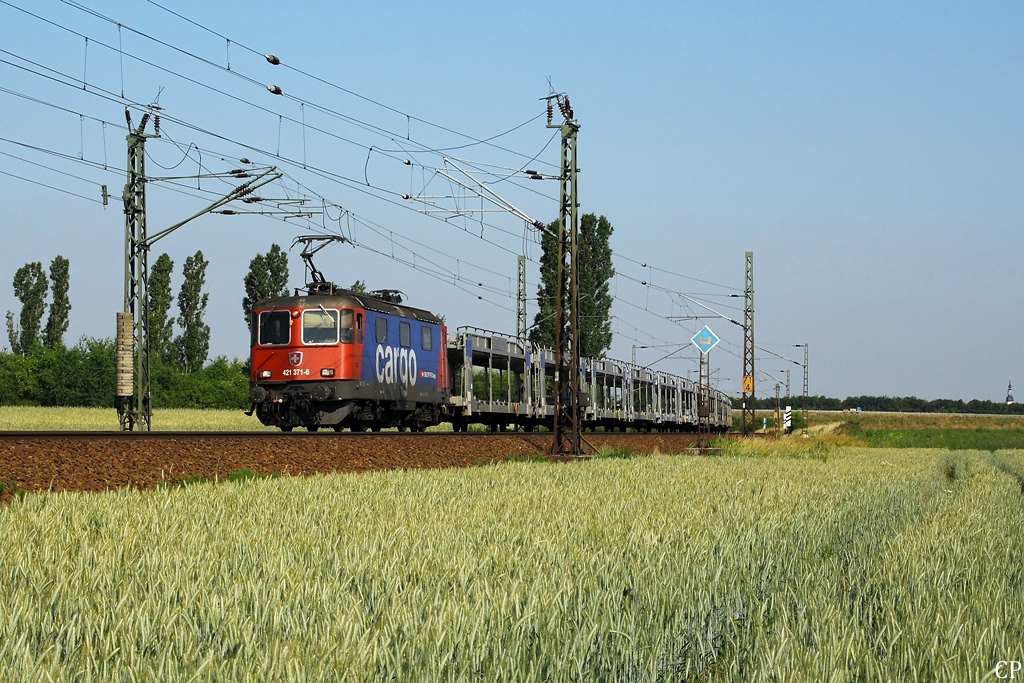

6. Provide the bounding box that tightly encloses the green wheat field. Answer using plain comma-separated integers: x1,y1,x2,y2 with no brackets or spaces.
1,439,1022,681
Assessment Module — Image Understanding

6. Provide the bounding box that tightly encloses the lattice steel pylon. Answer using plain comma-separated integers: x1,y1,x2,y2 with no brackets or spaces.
117,106,160,431
741,251,755,434
116,105,281,431
516,254,527,340
545,94,582,455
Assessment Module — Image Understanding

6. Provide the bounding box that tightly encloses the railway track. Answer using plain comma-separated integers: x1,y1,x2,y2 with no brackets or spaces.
0,430,719,440
0,430,725,498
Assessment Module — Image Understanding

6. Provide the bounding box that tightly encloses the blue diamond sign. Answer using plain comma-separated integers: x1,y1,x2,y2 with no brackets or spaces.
691,325,719,355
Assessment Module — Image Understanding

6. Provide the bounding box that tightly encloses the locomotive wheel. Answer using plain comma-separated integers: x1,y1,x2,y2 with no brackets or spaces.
333,425,344,433
307,426,319,432
280,425,293,433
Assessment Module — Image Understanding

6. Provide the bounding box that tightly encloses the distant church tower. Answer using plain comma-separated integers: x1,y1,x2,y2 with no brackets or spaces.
1008,378,1015,405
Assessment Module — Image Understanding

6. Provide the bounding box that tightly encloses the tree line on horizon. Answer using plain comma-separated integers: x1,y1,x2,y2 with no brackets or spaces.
742,394,1024,416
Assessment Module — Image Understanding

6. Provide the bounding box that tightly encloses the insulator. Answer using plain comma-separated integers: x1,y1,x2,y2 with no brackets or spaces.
139,111,150,132
525,169,537,175
236,182,253,197
124,108,132,128
265,54,281,65
220,210,237,215
546,101,553,123
154,114,160,134
240,158,251,164
267,84,283,95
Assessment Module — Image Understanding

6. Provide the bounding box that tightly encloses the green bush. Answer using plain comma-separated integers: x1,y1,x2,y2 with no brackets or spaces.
0,341,249,409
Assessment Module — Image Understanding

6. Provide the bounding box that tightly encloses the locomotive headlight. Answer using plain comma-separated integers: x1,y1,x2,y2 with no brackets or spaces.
320,368,335,378
258,370,272,379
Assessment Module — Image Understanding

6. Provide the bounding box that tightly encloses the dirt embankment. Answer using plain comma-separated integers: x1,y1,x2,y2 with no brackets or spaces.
0,432,707,498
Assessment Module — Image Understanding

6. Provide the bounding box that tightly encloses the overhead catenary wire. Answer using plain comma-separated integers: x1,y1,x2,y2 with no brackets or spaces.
0,4,751,367
0,7,561,266
0,50,547,261
15,0,556,179
137,0,558,169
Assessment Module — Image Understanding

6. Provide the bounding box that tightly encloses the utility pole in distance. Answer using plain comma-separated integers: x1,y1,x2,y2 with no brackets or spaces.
544,93,582,455
741,251,755,435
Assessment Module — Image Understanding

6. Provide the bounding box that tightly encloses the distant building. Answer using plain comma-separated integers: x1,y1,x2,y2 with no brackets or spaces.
1008,378,1015,405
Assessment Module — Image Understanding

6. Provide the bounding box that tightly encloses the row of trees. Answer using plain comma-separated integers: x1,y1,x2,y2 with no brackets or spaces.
1,250,233,409
5,250,214,375
745,394,1024,416
148,251,212,373
5,256,71,354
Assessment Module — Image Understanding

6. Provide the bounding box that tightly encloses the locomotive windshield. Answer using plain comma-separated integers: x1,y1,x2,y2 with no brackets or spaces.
258,311,291,346
302,308,339,345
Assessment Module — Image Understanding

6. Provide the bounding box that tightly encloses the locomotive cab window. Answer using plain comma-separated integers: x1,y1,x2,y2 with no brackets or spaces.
421,326,432,351
339,309,354,344
375,317,387,344
400,322,411,348
258,311,291,346
302,308,339,345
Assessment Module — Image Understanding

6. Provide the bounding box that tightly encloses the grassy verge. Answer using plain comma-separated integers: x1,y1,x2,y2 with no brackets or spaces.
0,406,275,431
840,424,1024,451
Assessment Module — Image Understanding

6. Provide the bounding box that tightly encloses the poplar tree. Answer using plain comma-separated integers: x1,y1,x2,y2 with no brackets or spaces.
6,262,48,355
528,213,615,358
148,253,175,363
577,213,614,357
175,250,210,373
242,244,289,328
43,255,71,349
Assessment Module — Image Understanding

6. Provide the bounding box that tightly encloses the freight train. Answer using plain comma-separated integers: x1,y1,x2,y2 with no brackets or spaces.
247,287,733,434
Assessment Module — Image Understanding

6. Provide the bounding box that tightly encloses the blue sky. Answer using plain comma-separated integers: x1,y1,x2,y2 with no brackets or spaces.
0,1,1021,402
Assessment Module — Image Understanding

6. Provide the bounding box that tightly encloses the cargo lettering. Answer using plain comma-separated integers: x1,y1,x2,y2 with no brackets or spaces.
375,345,418,385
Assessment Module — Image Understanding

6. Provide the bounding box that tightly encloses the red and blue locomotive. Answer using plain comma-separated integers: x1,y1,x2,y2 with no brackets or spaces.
248,286,450,432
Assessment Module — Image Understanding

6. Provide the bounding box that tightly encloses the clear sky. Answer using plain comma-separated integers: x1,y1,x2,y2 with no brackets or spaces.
1,1,1021,402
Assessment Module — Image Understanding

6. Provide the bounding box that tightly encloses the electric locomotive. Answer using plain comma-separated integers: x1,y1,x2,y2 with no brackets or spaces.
248,287,450,432
248,236,732,434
